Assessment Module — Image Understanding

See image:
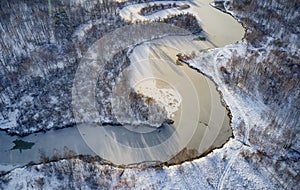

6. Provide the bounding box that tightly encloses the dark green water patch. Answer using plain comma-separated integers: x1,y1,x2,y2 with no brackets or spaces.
11,140,35,153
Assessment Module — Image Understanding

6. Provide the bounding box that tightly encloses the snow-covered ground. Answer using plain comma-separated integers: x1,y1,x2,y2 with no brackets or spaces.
119,1,193,22
187,42,269,145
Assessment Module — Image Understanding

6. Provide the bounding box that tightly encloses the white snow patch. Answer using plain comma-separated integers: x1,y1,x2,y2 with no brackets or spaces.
50,96,58,104
0,109,19,130
20,95,33,103
57,61,64,69
119,1,197,23
73,18,106,41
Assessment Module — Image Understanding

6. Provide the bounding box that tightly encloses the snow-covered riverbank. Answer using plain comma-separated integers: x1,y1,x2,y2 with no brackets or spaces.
2,138,295,189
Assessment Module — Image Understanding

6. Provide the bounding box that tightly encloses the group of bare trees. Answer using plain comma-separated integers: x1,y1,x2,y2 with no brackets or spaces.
139,3,178,16
0,0,130,135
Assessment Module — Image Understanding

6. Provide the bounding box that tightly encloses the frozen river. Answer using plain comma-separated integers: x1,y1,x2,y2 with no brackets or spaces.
0,0,244,171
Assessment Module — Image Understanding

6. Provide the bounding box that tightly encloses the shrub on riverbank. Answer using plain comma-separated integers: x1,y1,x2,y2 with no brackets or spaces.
139,3,178,16
161,13,202,34
135,13,202,34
